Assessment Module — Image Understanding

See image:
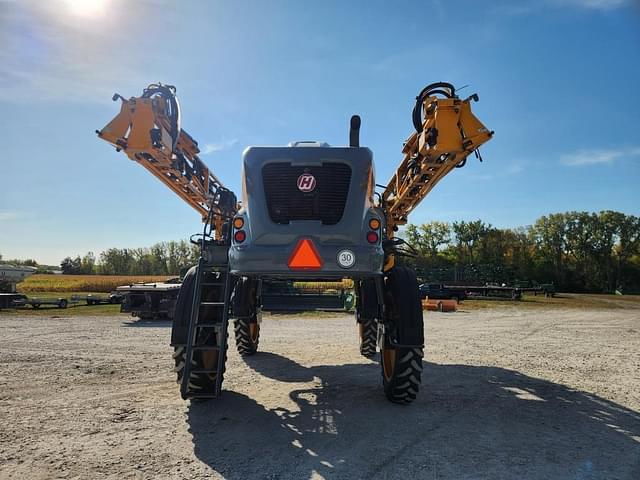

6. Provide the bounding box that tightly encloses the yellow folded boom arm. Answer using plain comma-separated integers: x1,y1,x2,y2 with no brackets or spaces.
96,82,492,249
96,84,237,235
382,82,493,234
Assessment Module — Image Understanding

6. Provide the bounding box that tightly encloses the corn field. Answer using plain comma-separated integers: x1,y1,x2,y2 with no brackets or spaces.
20,275,355,294
19,275,174,293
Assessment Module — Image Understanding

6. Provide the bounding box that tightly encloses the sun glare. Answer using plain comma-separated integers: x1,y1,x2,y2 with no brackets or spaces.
63,0,109,18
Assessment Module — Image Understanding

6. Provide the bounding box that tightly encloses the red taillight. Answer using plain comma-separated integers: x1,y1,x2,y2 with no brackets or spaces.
367,231,379,244
234,230,246,243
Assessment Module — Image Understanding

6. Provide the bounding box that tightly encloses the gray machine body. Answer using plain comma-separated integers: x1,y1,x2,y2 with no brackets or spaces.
228,143,384,279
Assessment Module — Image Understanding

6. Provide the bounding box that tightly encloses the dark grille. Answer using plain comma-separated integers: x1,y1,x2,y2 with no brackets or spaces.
262,162,352,225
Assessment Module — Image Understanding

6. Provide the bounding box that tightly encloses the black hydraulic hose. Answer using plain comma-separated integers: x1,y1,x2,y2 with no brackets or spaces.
411,103,423,132
412,82,457,132
416,82,456,100
419,88,453,98
142,84,181,150
455,158,467,168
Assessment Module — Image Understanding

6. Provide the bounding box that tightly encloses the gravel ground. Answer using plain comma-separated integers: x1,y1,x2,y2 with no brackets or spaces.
0,302,639,479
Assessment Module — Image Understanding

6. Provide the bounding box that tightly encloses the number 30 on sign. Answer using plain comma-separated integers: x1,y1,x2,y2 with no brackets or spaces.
337,249,356,268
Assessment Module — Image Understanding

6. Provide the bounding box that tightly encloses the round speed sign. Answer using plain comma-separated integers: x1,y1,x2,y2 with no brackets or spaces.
337,249,356,269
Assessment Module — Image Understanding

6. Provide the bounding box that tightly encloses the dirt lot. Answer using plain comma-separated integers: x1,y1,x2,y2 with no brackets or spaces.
1,300,639,479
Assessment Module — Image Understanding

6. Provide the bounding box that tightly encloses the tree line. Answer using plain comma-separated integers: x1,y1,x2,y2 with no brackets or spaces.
59,240,200,276
401,210,640,293
6,210,640,293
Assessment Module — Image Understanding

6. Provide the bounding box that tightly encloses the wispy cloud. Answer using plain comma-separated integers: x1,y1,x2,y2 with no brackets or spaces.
505,164,524,175
462,161,525,181
0,211,20,222
557,0,629,9
200,139,238,156
492,0,630,15
561,147,640,166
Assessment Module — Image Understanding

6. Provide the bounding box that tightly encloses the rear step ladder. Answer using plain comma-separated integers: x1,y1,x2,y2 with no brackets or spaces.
180,255,232,400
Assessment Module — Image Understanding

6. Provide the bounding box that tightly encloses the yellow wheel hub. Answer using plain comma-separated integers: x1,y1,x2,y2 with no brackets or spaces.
382,347,396,381
249,323,260,343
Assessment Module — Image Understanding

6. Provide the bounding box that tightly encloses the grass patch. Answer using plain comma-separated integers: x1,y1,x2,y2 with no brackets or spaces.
459,293,640,311
0,304,124,317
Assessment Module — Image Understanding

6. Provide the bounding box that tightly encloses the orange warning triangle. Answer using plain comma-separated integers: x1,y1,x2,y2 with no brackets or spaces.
288,238,323,270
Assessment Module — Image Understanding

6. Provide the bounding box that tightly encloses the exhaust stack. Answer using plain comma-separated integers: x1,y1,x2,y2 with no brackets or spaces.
349,115,361,147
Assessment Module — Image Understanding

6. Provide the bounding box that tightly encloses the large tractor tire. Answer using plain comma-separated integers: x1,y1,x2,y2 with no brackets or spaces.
170,266,197,346
359,319,377,358
173,332,227,394
234,318,260,356
171,266,228,393
231,277,260,356
356,279,379,358
380,267,424,404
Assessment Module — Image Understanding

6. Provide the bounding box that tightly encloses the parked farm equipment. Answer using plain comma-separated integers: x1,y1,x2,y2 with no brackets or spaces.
10,295,71,309
0,293,28,309
73,293,124,305
419,282,556,302
116,279,181,319
261,280,354,312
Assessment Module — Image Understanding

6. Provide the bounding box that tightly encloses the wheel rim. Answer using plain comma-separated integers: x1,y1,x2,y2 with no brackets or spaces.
201,349,219,375
200,332,219,371
382,346,396,381
249,323,259,343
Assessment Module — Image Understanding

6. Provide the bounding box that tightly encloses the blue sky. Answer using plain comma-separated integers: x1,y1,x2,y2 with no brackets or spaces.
1,0,639,265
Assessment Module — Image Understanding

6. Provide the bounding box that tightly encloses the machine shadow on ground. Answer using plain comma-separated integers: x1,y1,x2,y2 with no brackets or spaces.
121,318,173,328
187,352,640,479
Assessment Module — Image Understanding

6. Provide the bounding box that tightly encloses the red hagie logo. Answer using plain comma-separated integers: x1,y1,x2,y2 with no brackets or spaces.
297,174,316,192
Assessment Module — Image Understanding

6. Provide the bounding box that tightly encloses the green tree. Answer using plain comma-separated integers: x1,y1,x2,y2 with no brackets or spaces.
99,248,135,275
452,220,489,264
405,222,451,258
612,213,640,292
60,256,82,274
80,252,96,275
531,213,568,287
150,243,169,275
